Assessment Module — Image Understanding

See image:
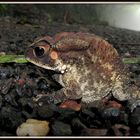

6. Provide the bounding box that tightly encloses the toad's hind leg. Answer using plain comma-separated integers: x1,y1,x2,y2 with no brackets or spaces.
81,91,112,109
112,81,140,112
126,86,140,112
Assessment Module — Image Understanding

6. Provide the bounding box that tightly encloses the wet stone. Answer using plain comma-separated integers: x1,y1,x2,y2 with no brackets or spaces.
51,121,72,136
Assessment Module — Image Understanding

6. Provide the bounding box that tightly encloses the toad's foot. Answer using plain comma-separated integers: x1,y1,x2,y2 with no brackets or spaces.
32,90,68,105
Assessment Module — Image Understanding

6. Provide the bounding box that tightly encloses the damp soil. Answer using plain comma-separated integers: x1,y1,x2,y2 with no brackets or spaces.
1,16,140,136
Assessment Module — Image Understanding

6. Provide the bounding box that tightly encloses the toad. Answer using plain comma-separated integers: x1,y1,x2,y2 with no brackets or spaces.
25,32,140,111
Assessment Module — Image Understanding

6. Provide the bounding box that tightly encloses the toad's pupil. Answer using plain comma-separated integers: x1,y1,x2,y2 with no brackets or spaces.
34,47,45,57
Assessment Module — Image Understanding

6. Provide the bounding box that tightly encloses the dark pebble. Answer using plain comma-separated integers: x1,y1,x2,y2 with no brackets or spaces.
37,78,49,91
129,114,140,126
18,97,34,114
80,108,95,118
51,121,72,136
0,106,24,131
132,106,140,114
0,66,14,79
129,104,140,127
79,108,100,127
130,65,140,75
57,108,76,122
37,95,55,105
119,111,128,125
71,118,87,135
37,104,55,119
0,78,13,94
102,107,120,119
15,85,24,97
4,91,18,107
79,108,95,121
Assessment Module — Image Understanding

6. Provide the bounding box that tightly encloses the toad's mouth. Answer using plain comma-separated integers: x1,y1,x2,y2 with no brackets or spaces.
26,57,67,74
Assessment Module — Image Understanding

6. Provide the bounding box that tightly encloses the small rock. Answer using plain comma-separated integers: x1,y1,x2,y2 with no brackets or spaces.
59,100,81,111
57,108,76,121
51,121,72,136
79,108,96,126
119,111,128,125
72,118,87,129
111,124,130,136
16,119,50,136
4,90,19,107
0,106,23,130
37,104,55,119
37,78,49,91
71,118,87,135
0,78,13,94
18,97,34,113
129,114,140,126
102,107,120,119
16,79,25,85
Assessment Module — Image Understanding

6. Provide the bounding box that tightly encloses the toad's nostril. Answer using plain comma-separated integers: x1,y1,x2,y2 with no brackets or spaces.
34,47,45,57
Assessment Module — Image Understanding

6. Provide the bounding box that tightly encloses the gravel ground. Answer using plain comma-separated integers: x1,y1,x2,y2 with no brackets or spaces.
1,16,140,136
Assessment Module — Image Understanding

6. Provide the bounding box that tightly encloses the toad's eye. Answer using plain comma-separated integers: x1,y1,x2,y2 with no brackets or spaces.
33,46,46,58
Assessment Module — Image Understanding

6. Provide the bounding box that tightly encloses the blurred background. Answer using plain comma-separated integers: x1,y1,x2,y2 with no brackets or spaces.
0,4,140,31
1,4,140,57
